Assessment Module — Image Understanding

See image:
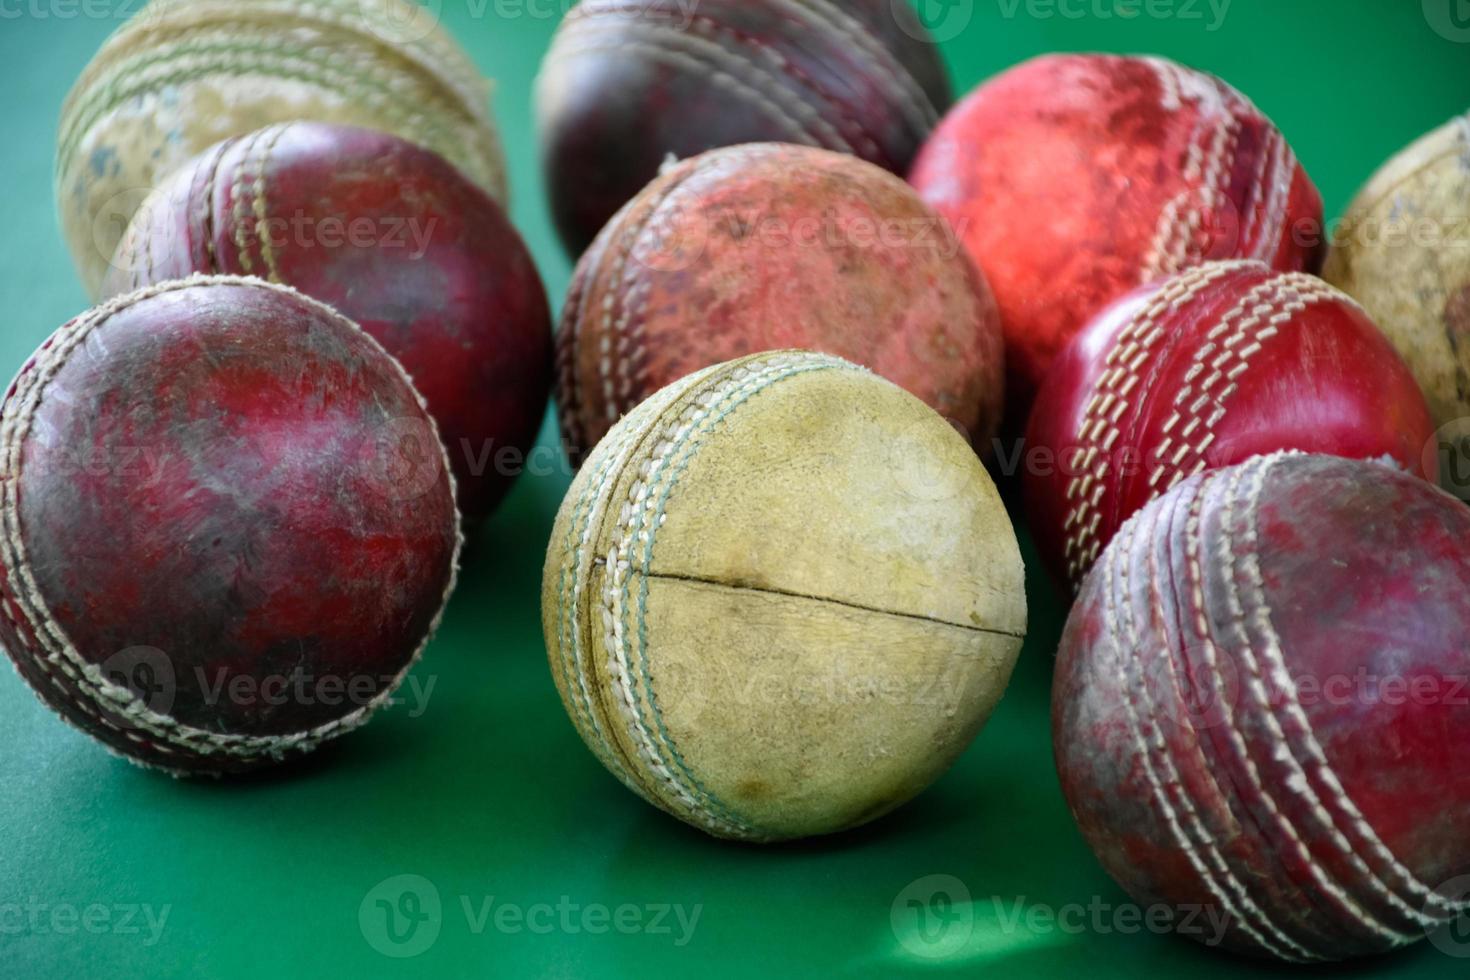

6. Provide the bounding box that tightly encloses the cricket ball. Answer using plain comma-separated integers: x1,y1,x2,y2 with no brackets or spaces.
103,122,551,523
1325,114,1470,494
57,0,507,296
542,350,1026,842
1024,260,1435,589
1054,452,1470,961
556,143,1005,457
0,276,460,775
909,54,1324,410
535,0,951,255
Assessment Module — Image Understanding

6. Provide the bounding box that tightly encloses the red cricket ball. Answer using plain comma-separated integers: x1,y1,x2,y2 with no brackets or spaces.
910,54,1324,411
556,142,1005,456
536,0,951,255
104,121,551,523
1054,452,1470,961
1024,260,1434,589
0,277,460,775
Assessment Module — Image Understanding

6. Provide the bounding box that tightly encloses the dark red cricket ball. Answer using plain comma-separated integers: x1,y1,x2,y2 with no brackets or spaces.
536,0,952,255
1054,453,1470,962
104,121,551,523
0,277,459,775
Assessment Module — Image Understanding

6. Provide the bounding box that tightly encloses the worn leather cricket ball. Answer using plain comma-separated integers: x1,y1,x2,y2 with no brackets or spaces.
556,143,1005,457
1024,260,1435,589
542,350,1026,842
0,276,460,775
910,54,1324,411
1054,452,1470,961
1325,114,1470,494
103,122,551,522
57,0,507,296
535,0,951,255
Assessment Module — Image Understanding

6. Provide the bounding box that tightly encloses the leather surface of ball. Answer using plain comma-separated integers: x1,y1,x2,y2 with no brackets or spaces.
556,143,1005,457
0,276,460,775
57,0,508,296
1025,260,1434,588
1324,114,1470,490
910,54,1324,411
1054,452,1470,962
542,350,1027,841
103,122,551,522
535,0,951,255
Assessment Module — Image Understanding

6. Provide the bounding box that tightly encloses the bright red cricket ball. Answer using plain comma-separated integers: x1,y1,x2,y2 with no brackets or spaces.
556,142,1006,457
1054,452,1470,961
910,54,1325,411
536,0,952,256
1024,260,1434,589
104,121,552,523
0,277,459,775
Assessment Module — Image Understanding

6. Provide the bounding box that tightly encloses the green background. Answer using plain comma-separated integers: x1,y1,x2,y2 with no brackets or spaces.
2,1,1469,977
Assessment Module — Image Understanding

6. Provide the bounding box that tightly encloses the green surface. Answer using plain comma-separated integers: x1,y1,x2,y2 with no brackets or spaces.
2,2,1469,977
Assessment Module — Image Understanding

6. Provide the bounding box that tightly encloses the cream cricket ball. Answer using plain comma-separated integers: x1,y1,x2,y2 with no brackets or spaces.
542,350,1027,841
57,0,507,296
0,276,460,774
1325,113,1470,494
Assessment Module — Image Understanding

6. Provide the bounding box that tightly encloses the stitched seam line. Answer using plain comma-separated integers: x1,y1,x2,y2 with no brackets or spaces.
1061,260,1254,581
1236,455,1460,918
610,356,851,835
